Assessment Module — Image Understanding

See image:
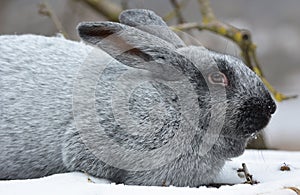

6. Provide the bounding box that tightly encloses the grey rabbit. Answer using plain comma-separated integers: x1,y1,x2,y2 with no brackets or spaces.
0,9,276,187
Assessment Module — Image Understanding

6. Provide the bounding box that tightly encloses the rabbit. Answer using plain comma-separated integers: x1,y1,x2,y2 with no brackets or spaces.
0,9,276,187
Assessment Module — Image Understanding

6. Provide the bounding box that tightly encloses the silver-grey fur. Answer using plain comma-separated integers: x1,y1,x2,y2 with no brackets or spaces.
0,9,276,187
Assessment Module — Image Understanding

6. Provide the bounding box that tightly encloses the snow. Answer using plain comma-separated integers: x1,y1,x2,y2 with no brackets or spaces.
1,150,300,195
264,98,300,150
264,73,300,150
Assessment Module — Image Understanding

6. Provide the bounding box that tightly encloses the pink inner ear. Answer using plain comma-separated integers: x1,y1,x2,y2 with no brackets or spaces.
77,22,126,45
222,73,228,86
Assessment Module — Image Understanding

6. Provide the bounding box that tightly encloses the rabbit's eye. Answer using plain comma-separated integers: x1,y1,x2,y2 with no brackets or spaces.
208,72,228,86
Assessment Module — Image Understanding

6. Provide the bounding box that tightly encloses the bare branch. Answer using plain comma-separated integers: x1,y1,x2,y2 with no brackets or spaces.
121,0,129,10
169,0,186,24
284,187,300,194
38,1,69,38
237,163,259,185
163,0,189,22
197,0,215,23
81,0,122,22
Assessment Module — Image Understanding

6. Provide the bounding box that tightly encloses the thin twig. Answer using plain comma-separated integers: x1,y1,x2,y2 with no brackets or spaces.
237,163,259,185
81,0,122,22
197,0,215,23
121,0,129,10
163,0,190,22
284,187,300,194
38,1,69,38
170,0,186,23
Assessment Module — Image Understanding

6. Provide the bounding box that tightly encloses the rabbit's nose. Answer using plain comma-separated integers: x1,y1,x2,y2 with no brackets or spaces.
266,98,276,115
243,97,276,116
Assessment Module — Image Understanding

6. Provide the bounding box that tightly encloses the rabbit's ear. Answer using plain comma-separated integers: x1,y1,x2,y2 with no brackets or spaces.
77,21,184,80
119,9,185,48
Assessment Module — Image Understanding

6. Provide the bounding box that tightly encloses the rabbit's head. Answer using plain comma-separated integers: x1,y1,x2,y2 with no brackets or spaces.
77,9,276,165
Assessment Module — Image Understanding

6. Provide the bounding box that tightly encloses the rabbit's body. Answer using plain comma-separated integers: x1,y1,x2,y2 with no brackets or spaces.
0,9,276,187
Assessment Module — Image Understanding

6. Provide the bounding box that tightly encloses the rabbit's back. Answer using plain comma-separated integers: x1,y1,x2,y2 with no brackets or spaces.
0,35,94,178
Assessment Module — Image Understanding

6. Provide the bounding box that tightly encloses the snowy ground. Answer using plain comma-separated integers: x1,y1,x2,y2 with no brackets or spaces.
1,150,300,195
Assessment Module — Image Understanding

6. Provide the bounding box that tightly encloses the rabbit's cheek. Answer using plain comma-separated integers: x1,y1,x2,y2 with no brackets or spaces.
224,137,248,157
210,136,248,158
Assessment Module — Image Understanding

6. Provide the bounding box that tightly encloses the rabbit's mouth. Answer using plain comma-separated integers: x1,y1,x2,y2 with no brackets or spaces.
210,113,270,159
235,96,276,137
208,134,249,158
238,111,272,138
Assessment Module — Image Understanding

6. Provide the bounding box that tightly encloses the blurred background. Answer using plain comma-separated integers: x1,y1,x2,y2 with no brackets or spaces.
1,0,299,150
